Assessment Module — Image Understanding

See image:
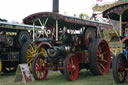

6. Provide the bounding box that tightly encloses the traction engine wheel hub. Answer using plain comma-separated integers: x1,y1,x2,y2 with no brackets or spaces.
72,65,76,70
68,64,76,71
99,54,104,61
38,66,43,71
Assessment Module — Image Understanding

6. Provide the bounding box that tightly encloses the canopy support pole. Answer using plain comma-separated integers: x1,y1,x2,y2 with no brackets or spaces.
120,15,122,36
120,14,123,52
56,20,58,41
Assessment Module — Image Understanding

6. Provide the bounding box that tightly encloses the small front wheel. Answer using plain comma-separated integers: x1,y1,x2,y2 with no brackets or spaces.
64,53,79,81
32,55,48,80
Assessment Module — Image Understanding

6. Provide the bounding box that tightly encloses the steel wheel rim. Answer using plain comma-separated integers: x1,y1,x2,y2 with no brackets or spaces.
96,40,110,74
117,55,126,82
35,55,48,80
26,43,44,70
67,55,79,80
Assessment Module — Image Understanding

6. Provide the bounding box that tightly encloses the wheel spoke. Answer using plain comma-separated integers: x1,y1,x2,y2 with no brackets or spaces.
102,59,108,63
30,44,34,52
70,58,73,64
26,55,33,58
70,71,73,79
27,49,32,54
39,72,43,79
118,72,124,81
27,58,33,64
98,46,102,53
102,51,108,55
97,48,100,54
101,44,106,49
37,72,40,78
99,63,105,71
67,64,72,71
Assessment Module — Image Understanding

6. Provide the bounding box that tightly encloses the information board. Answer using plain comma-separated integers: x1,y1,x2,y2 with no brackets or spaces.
14,64,32,83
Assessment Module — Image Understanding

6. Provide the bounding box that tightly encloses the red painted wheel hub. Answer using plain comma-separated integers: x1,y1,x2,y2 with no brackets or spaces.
38,66,43,71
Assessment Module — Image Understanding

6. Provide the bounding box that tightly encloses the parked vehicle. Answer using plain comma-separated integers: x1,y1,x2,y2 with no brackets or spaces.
102,2,128,83
23,12,112,80
0,19,41,73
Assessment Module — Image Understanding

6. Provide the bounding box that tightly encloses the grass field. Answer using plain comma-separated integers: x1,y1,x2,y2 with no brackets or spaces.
0,69,128,85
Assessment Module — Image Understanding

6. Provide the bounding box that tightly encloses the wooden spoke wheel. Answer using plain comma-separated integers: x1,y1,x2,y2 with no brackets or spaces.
64,53,79,81
26,43,44,71
112,53,127,83
32,55,48,80
89,38,111,75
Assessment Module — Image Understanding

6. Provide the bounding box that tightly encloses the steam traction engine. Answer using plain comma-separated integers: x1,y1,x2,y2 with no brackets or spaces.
102,2,128,83
23,12,111,80
0,19,41,73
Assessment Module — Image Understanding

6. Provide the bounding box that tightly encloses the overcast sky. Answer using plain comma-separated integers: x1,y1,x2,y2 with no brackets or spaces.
0,0,116,22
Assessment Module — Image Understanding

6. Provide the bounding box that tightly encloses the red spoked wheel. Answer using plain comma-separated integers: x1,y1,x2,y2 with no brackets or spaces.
64,53,79,81
32,55,48,80
89,38,111,75
112,53,127,83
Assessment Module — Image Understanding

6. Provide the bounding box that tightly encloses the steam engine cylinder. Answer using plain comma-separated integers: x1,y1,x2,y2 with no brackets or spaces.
47,45,71,60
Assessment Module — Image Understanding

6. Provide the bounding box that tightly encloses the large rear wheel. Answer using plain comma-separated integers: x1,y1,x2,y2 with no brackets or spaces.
32,55,48,80
112,53,127,83
89,38,111,75
64,53,79,81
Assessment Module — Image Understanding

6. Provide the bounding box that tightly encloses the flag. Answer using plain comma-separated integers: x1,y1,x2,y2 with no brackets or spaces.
96,0,102,2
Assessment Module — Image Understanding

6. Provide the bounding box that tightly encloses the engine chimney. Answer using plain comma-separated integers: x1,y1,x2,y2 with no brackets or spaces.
53,0,59,13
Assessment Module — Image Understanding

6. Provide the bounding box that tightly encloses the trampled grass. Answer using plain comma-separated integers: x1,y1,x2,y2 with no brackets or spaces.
0,69,128,85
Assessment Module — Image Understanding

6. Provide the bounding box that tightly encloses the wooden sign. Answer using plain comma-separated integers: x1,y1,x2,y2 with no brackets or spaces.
14,64,32,83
